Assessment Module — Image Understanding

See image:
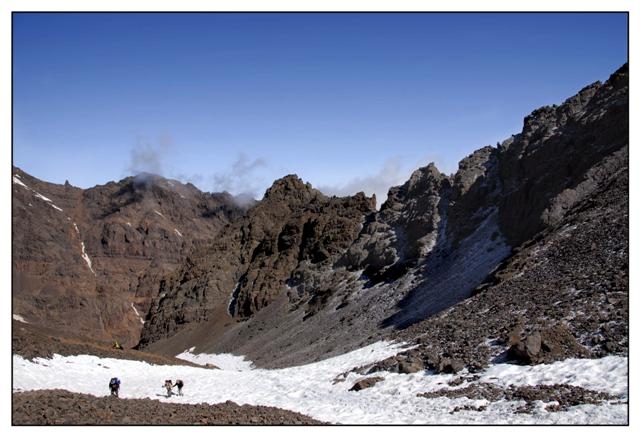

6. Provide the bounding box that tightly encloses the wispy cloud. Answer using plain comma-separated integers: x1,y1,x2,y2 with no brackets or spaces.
174,173,204,188
212,152,268,201
126,134,172,177
124,135,268,205
318,157,410,207
318,154,451,207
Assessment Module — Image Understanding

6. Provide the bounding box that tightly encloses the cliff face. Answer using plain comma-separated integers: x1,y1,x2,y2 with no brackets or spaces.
379,64,628,330
136,64,627,369
12,171,244,346
496,68,628,245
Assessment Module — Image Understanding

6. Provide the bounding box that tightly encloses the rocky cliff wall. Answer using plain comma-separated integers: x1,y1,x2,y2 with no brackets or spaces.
12,171,243,346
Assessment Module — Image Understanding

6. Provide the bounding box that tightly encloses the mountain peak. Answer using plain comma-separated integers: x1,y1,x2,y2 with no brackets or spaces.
263,174,320,202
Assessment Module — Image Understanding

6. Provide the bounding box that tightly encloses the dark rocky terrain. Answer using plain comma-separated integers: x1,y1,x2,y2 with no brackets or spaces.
12,390,323,425
417,383,619,415
12,169,246,347
136,64,627,371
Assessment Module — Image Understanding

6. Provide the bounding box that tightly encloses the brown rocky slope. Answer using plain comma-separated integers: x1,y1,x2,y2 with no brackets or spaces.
12,170,245,347
12,319,202,366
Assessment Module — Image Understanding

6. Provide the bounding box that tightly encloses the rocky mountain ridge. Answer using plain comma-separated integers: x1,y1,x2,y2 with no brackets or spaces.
13,64,628,373
136,64,627,370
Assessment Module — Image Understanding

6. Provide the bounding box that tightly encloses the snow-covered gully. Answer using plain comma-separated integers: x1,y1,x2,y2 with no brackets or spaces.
13,342,627,424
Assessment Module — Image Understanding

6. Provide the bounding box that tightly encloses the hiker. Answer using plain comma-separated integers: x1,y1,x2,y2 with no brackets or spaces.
164,379,173,397
109,377,121,397
173,379,184,396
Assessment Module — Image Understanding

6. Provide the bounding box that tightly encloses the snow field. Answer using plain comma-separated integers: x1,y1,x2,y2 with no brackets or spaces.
13,341,627,424
177,347,254,371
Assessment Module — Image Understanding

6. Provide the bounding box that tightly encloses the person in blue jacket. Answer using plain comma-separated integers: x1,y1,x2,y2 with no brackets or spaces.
109,377,121,397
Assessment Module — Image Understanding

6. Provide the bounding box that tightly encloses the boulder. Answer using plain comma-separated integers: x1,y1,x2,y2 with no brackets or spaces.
366,357,399,374
349,376,384,392
437,357,465,374
397,355,425,374
399,360,424,374
507,324,590,365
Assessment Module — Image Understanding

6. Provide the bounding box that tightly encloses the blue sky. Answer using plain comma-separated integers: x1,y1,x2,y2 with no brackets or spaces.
12,12,628,203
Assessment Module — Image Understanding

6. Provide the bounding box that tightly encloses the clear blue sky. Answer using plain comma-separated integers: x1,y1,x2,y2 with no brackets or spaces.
12,12,628,203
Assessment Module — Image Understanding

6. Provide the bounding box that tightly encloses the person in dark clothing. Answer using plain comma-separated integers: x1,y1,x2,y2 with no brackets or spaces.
109,377,121,397
173,379,184,396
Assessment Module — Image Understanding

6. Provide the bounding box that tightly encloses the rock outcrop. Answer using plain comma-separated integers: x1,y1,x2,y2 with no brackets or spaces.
137,175,376,348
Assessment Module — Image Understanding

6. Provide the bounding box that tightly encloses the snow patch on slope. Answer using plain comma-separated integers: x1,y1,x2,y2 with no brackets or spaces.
71,222,96,275
80,242,96,275
480,355,627,396
34,192,53,203
12,175,28,188
130,303,145,325
177,348,254,371
13,314,28,323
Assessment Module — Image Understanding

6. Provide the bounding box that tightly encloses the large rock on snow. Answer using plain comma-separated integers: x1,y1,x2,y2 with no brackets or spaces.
349,377,385,391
